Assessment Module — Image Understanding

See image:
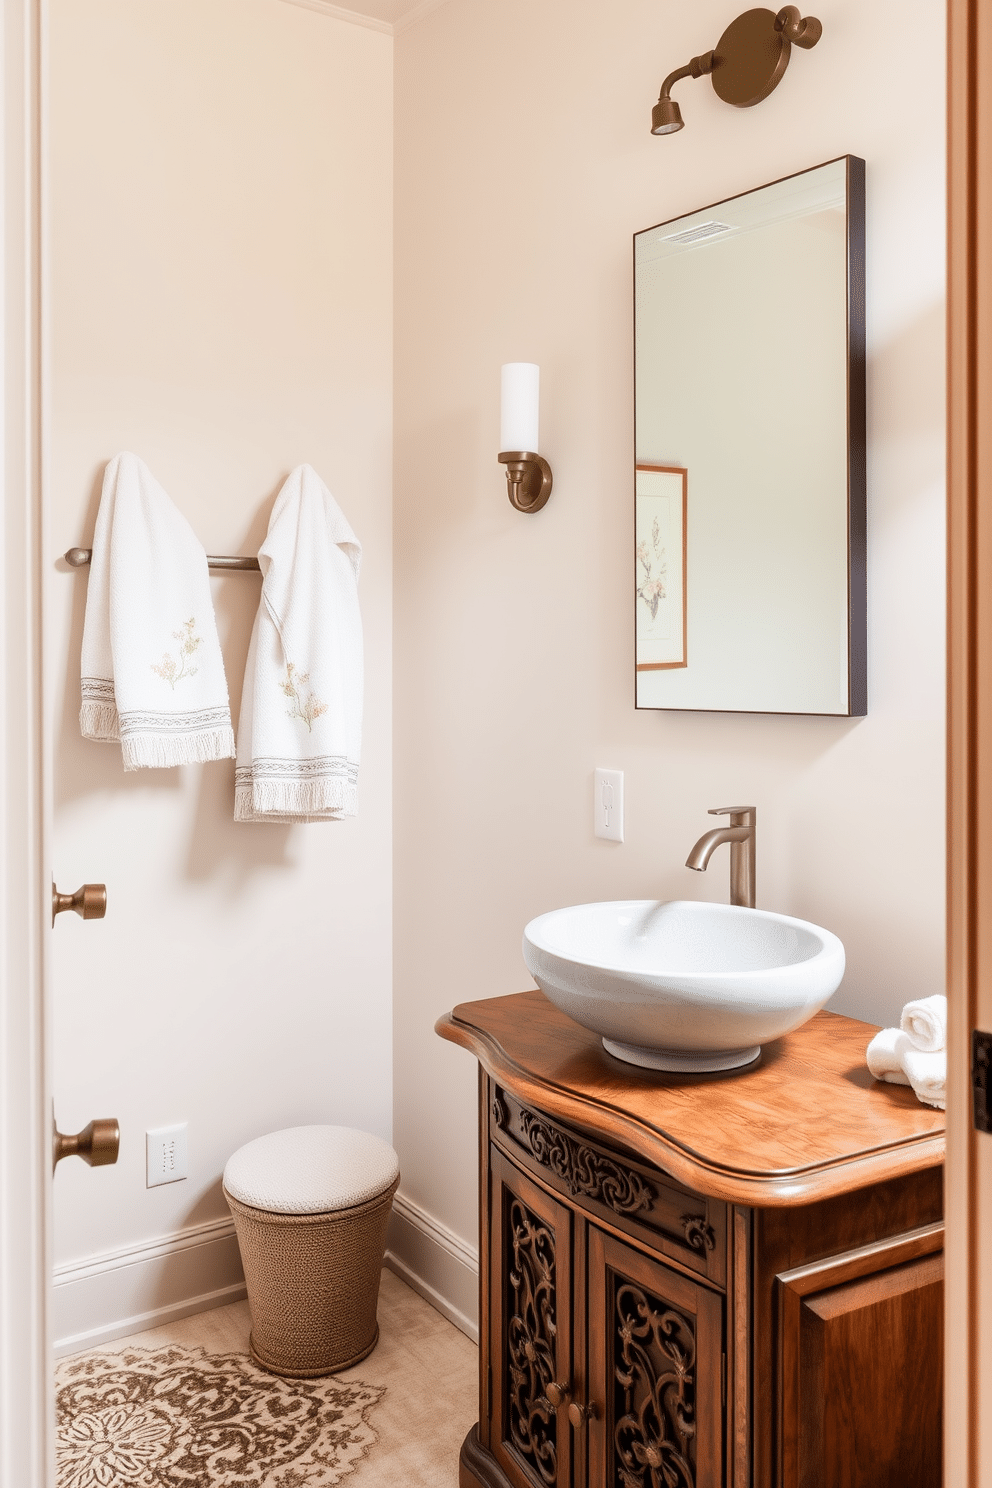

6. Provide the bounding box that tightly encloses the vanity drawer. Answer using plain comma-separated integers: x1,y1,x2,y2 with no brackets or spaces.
491,1086,726,1288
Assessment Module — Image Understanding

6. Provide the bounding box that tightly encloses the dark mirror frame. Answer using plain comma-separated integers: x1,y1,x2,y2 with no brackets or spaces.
633,155,867,717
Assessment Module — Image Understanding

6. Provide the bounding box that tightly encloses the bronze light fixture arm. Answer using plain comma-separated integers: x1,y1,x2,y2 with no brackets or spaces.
652,8,822,135
652,51,716,135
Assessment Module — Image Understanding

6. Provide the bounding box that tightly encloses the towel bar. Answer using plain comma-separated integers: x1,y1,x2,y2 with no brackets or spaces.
64,546,261,572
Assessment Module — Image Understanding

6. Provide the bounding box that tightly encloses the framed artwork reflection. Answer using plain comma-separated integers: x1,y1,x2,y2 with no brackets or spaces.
635,464,687,670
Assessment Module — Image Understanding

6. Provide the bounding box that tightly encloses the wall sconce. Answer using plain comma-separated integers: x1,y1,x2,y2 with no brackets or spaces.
652,6,822,136
499,362,553,514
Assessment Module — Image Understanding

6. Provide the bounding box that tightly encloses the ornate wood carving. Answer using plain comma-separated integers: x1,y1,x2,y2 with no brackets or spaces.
681,1214,717,1254
614,1280,697,1488
507,1198,559,1485
519,1109,655,1217
492,1094,508,1130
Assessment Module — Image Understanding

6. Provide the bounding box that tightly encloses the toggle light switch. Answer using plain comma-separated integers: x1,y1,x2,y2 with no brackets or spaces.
594,768,624,843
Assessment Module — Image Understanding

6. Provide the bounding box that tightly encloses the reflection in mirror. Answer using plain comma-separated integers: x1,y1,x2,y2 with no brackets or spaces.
635,466,686,670
634,156,865,715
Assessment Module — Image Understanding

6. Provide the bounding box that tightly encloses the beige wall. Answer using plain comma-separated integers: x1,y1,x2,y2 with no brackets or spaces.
48,0,393,1304
46,0,946,1343
393,0,945,1269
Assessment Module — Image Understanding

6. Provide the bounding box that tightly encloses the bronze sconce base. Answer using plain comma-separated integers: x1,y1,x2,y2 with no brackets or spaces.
653,6,822,135
499,451,553,514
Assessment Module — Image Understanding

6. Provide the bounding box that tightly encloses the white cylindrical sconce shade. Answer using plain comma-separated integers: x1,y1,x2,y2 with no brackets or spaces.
500,363,540,452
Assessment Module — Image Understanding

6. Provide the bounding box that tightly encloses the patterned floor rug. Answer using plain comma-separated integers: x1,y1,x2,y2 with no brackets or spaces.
55,1343,385,1488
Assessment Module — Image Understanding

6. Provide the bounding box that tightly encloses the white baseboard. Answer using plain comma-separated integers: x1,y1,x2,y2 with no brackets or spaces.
384,1191,479,1344
53,1192,479,1358
53,1217,245,1358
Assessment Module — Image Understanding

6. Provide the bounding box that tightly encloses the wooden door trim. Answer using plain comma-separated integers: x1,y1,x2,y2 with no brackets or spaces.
947,1,992,1483
0,1,50,1484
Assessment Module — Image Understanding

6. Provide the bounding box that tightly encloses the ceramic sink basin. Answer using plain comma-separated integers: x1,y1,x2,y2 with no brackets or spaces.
522,899,845,1072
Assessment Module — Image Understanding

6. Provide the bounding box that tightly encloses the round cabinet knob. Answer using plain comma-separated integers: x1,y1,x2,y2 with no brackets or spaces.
568,1400,598,1429
52,881,107,927
544,1382,571,1409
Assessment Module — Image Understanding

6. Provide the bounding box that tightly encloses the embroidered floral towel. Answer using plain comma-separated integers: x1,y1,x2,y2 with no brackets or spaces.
235,465,362,823
80,452,235,770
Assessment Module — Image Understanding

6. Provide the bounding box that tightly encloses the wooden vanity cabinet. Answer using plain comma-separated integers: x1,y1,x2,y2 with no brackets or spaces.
488,1144,724,1488
439,991,946,1488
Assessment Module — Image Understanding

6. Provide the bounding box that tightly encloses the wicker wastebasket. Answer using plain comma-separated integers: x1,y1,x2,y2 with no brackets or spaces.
223,1125,400,1378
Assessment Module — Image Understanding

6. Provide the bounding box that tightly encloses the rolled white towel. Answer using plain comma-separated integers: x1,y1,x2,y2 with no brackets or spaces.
900,994,947,1053
865,1027,912,1086
902,1048,946,1111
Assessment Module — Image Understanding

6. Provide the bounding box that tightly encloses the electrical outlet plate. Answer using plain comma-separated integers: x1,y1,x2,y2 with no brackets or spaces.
594,768,624,843
146,1123,188,1187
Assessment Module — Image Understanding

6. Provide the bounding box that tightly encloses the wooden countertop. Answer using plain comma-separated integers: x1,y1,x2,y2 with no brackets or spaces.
436,990,945,1206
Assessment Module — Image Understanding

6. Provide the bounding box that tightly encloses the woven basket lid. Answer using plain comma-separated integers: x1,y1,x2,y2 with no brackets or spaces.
223,1125,399,1214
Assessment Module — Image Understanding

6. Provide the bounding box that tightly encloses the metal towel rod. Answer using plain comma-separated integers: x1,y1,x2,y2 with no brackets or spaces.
64,546,261,573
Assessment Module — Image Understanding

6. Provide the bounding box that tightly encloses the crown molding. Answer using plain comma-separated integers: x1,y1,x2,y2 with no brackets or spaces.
393,0,453,35
280,0,452,37
280,0,393,36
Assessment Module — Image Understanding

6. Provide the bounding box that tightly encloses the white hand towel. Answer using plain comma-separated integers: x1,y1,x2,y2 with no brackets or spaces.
865,1027,913,1086
902,1047,946,1110
80,453,235,770
235,465,362,823
899,994,947,1053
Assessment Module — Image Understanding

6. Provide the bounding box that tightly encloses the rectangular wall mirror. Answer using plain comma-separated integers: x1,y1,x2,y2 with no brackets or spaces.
634,156,866,716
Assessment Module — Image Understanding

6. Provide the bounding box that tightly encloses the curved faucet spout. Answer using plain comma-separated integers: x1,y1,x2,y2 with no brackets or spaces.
684,807,756,908
685,825,750,872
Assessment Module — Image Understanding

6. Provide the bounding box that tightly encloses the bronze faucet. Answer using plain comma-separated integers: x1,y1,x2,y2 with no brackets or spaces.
685,807,756,908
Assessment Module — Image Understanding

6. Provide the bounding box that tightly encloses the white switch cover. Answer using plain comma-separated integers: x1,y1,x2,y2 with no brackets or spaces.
146,1124,188,1187
594,768,624,842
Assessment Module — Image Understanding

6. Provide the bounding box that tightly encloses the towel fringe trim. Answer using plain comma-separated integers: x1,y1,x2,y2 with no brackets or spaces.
80,702,121,742
234,779,358,823
122,727,236,772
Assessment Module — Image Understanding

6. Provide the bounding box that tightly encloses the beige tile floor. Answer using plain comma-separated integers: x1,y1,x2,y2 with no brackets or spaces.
63,1269,478,1486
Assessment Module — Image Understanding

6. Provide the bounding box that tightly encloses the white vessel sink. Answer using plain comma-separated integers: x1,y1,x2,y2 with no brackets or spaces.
522,899,845,1072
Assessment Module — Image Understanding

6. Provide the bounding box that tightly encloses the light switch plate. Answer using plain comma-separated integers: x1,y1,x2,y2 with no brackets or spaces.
594,768,624,843
146,1123,188,1187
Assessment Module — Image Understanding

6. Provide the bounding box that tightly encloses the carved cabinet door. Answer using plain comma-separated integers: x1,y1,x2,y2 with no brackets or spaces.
586,1225,724,1488
490,1147,575,1488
